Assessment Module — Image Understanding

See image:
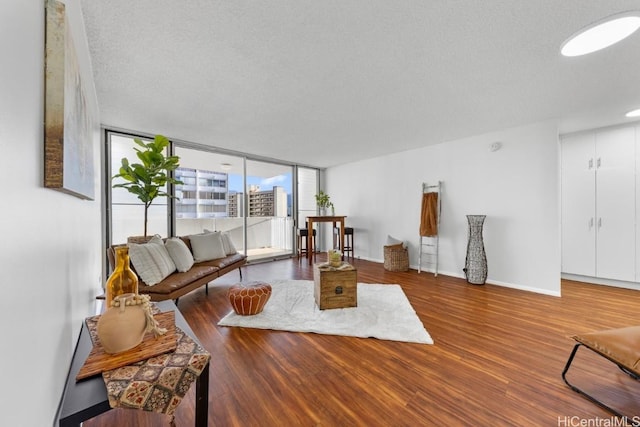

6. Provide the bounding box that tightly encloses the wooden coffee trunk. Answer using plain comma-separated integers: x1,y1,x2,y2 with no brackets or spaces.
313,263,357,310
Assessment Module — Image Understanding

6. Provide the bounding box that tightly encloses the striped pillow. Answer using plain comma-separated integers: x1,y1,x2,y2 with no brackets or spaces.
128,235,176,286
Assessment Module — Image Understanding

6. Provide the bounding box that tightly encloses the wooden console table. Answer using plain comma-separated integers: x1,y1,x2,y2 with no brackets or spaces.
306,215,346,265
55,300,209,427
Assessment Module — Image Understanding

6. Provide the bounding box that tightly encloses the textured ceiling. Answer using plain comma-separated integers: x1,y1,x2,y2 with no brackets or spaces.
80,0,640,168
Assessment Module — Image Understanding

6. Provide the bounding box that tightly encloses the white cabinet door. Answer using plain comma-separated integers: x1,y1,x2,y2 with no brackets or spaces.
595,126,636,281
561,132,596,276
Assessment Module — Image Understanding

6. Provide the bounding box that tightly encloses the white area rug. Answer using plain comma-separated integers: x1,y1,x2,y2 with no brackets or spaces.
218,280,433,344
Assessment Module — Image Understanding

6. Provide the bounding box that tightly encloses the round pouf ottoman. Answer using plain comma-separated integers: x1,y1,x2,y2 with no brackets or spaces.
228,282,272,315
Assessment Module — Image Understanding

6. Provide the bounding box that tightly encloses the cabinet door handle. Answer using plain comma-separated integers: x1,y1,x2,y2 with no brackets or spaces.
588,158,593,169
597,158,601,168
598,218,602,228
589,218,594,229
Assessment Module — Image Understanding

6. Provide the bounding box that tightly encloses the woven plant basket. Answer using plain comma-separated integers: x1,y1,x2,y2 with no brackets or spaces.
384,245,409,272
127,235,154,244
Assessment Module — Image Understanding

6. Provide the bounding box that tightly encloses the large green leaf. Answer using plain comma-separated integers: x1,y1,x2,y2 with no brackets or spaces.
111,134,183,235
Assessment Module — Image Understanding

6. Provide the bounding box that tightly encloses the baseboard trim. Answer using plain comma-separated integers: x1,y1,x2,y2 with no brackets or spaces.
561,273,640,291
358,257,562,296
419,268,562,297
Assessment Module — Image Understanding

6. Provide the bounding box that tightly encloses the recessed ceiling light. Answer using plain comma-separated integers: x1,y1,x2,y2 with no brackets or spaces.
561,12,640,57
626,108,640,118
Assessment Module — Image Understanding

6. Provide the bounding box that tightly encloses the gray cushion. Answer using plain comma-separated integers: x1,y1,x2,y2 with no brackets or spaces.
189,231,226,262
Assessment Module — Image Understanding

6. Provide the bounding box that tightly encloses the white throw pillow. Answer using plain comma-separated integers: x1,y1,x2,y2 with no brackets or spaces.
165,237,194,272
204,229,238,255
128,235,176,286
189,232,226,262
386,235,407,248
221,232,238,255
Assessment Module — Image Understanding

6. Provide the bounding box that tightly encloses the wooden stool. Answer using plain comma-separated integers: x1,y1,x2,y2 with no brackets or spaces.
297,227,316,261
334,227,354,259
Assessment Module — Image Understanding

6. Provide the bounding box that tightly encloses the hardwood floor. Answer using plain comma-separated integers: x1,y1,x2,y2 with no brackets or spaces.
84,257,640,426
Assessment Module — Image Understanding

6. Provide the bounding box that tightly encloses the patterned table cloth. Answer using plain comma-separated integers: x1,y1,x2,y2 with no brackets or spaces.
85,310,210,417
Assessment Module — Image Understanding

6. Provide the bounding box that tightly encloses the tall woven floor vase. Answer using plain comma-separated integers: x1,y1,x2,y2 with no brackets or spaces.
463,215,487,285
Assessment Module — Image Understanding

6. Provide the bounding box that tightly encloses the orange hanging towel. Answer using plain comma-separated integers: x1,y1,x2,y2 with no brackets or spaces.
420,192,438,237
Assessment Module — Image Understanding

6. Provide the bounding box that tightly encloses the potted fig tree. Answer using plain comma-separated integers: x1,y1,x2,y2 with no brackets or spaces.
112,134,183,241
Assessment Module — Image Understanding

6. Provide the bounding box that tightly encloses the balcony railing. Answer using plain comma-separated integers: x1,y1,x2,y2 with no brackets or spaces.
176,216,294,261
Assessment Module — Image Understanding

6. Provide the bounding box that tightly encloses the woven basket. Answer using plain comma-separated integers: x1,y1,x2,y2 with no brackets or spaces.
383,245,409,272
127,235,154,244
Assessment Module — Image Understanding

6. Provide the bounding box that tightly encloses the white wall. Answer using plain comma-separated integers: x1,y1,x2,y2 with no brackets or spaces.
326,121,561,296
0,1,102,426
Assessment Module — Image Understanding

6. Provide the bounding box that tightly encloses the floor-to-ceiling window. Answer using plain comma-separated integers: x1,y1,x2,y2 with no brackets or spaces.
297,166,319,248
106,130,313,263
108,132,170,244
245,159,294,261
173,146,245,253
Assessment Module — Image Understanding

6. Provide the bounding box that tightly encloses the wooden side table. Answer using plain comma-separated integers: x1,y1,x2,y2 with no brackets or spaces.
313,263,357,310
55,300,209,427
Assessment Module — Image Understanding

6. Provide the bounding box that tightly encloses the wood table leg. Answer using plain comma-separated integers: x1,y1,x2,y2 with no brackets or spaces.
307,219,313,265
340,219,345,260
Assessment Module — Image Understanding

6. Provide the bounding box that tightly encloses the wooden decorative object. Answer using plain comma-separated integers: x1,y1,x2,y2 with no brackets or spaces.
76,311,177,381
313,263,357,310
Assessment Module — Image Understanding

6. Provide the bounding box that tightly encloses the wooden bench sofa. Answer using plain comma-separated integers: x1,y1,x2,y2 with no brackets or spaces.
107,234,246,303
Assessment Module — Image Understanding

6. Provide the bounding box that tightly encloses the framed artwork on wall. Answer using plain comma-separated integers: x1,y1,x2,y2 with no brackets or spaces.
44,0,95,200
